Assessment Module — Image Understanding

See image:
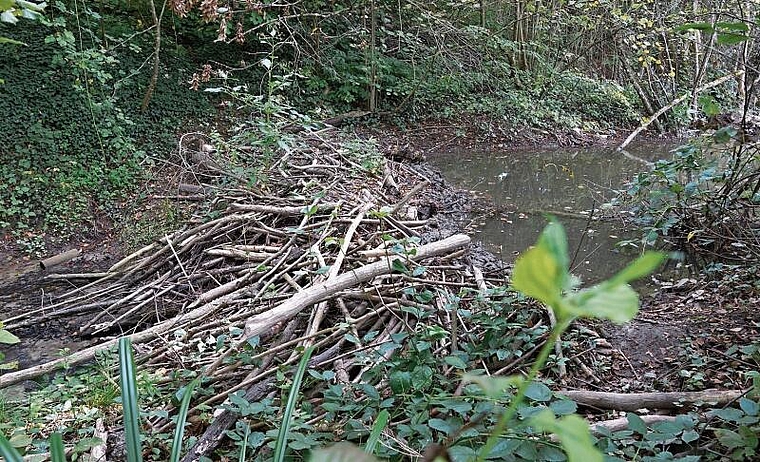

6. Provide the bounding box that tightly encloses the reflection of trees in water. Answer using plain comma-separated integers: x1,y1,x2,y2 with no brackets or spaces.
432,144,674,282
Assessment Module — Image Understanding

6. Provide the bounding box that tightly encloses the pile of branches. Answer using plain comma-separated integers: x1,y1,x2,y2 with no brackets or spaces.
1,128,516,459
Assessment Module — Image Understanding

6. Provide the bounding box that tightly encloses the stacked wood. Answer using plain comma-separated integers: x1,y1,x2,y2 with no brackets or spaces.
0,130,514,460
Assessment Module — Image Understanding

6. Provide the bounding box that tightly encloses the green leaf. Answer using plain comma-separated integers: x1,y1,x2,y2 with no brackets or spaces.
608,252,665,285
716,428,745,450
674,22,714,32
273,346,314,462
566,283,639,323
740,398,759,416
364,410,389,454
531,409,603,462
311,443,379,462
170,379,200,462
391,259,408,274
389,371,412,394
550,399,577,415
118,337,143,462
538,219,569,271
0,329,20,344
717,33,749,46
626,413,647,435
681,429,700,443
463,373,521,399
0,432,23,462
716,21,749,32
444,355,468,370
512,245,562,306
49,433,65,462
525,382,552,402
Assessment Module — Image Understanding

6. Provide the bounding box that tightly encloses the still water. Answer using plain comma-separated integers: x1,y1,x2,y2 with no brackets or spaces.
429,142,678,283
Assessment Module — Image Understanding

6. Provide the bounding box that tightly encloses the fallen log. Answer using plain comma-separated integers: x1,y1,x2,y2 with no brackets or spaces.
244,233,471,338
560,389,745,411
590,415,678,435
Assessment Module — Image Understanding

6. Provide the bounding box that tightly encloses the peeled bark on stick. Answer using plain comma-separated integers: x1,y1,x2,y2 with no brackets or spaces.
0,234,471,389
618,71,743,151
560,389,745,411
244,233,471,338
39,249,81,270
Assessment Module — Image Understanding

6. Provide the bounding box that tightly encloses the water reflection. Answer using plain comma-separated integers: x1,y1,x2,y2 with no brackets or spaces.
429,143,677,282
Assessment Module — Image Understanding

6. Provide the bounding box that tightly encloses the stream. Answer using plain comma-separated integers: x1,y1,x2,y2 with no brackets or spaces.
428,142,679,283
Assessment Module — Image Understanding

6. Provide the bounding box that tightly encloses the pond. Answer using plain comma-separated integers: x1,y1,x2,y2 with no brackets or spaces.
428,142,679,283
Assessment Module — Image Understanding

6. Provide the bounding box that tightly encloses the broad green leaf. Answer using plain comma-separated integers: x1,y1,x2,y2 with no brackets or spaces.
524,382,552,402
608,252,665,285
391,259,408,274
0,329,20,344
0,0,14,10
389,371,412,394
716,21,749,32
740,398,759,416
682,429,700,443
444,355,468,370
566,283,639,323
674,22,714,32
531,409,603,462
626,413,647,435
550,399,577,415
717,33,749,46
463,373,521,399
311,443,378,462
512,245,562,306
715,428,745,450
538,220,569,272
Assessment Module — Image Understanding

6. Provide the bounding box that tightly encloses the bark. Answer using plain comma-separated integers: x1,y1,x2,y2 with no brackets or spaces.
244,234,471,338
560,389,745,411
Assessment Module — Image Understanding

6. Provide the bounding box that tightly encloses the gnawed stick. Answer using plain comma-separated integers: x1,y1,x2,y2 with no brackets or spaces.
244,234,471,339
560,389,746,411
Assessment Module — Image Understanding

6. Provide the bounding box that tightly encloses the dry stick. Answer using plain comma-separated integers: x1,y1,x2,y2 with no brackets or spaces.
304,202,373,346
546,308,566,378
244,234,471,339
618,71,743,151
39,249,82,270
44,272,116,280
560,389,747,411
230,202,340,215
390,181,429,215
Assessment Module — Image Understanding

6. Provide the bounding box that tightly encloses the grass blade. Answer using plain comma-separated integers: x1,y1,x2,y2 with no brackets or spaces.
49,433,66,462
238,422,249,462
364,410,389,454
272,346,314,462
169,378,200,462
0,432,23,462
119,337,143,462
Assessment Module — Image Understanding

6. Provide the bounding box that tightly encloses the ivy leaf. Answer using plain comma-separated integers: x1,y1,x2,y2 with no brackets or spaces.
531,409,603,462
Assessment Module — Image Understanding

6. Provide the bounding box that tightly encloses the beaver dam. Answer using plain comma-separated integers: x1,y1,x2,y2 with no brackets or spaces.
0,129,751,461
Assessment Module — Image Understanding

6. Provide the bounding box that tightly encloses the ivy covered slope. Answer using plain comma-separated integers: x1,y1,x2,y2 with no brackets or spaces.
0,10,212,234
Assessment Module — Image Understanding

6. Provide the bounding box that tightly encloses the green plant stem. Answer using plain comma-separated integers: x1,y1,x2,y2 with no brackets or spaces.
475,317,571,462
